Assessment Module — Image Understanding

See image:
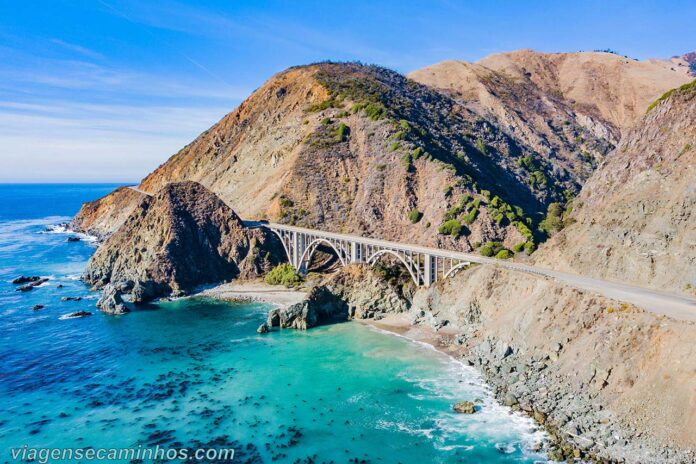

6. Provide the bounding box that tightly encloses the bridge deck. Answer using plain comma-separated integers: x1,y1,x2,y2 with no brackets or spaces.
248,221,696,322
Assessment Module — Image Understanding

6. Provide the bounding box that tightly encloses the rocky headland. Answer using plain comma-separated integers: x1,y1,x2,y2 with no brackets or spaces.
82,181,284,308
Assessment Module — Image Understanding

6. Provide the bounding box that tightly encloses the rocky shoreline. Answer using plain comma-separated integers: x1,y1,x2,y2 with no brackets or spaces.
247,264,696,464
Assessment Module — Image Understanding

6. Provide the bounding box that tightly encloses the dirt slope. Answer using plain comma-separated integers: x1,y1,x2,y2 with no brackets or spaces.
534,80,696,295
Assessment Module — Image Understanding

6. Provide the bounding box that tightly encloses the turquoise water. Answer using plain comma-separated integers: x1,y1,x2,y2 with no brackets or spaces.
0,185,548,463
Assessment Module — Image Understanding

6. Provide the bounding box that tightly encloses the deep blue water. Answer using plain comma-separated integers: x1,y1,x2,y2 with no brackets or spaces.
0,184,548,463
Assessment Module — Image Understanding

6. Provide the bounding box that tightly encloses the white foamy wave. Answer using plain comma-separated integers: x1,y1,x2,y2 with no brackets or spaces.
365,323,549,458
376,419,435,439
42,224,98,243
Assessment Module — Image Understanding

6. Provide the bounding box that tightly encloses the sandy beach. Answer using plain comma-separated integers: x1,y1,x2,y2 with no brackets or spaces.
196,280,308,307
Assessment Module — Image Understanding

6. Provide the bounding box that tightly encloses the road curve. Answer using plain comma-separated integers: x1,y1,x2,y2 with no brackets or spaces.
255,222,696,323
127,185,152,196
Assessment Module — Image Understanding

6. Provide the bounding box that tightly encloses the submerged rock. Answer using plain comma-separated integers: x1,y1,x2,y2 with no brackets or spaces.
15,277,48,292
61,296,82,301
32,304,45,311
453,401,477,414
66,236,81,242
82,181,284,304
96,284,128,315
59,311,92,320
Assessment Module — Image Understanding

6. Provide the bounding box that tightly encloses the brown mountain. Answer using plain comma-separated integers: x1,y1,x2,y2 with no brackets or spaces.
534,79,696,294
72,53,693,266
73,62,597,255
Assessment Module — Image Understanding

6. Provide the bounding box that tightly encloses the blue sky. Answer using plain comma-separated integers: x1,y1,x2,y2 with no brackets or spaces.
1,0,694,182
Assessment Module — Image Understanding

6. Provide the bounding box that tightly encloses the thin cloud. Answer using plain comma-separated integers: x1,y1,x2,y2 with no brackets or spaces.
50,38,105,60
0,99,230,182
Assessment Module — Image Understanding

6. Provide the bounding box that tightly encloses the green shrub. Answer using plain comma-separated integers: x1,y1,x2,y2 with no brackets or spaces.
480,241,505,257
512,242,525,253
438,219,462,237
408,208,422,223
475,138,488,155
334,122,349,142
443,185,453,197
264,263,302,287
462,207,478,225
279,197,294,208
412,147,424,159
320,117,332,125
390,141,401,151
402,153,413,171
364,102,386,120
523,241,536,255
539,202,564,235
495,249,513,259
376,164,387,171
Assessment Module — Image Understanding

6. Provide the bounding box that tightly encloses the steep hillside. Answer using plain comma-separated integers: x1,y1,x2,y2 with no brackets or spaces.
477,49,692,132
534,79,696,294
74,62,593,255
409,59,617,188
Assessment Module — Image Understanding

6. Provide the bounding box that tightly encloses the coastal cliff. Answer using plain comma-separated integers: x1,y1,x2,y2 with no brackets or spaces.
83,181,283,303
534,79,696,294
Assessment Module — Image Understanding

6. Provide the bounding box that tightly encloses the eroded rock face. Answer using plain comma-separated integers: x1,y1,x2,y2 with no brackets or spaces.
267,286,348,330
534,79,696,294
83,181,283,303
96,284,128,315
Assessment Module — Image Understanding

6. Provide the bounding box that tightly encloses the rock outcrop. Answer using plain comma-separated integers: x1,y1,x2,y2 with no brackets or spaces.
267,286,348,330
96,284,128,315
83,181,284,303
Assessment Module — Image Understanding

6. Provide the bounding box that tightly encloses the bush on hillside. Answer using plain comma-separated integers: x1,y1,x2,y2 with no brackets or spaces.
480,241,505,257
264,263,302,287
408,208,422,224
495,249,513,259
438,219,462,237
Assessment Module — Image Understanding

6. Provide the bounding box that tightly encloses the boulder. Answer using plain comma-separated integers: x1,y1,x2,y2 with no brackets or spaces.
61,296,82,301
96,284,128,315
15,277,48,292
12,276,41,285
256,322,270,334
267,286,348,330
453,401,477,414
59,311,92,319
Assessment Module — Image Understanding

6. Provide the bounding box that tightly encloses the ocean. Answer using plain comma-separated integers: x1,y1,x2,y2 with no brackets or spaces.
0,184,548,463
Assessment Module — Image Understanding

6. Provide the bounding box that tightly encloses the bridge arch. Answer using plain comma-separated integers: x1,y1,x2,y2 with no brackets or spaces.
443,261,472,279
366,249,421,286
267,228,294,265
298,238,348,272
